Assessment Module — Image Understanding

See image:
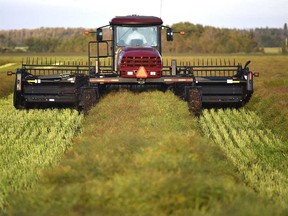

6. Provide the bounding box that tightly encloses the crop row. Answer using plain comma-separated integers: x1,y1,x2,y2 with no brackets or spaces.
5,91,280,215
199,108,288,207
0,95,83,209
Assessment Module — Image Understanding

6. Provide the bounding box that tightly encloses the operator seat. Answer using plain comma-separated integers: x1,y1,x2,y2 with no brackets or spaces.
130,39,143,46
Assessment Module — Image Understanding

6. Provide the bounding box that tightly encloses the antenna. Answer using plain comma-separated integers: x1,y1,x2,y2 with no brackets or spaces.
160,0,162,18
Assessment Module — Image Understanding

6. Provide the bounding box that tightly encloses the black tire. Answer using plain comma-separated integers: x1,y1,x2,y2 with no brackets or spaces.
241,92,253,107
188,88,202,117
173,83,186,99
81,88,98,115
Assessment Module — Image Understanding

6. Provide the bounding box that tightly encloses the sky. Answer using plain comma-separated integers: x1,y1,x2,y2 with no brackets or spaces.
0,0,287,30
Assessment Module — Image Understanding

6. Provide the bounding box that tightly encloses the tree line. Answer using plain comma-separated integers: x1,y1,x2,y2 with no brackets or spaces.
0,27,89,53
0,22,287,54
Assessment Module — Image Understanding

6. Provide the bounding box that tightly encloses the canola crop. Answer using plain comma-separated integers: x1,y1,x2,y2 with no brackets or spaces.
0,95,83,209
199,108,288,207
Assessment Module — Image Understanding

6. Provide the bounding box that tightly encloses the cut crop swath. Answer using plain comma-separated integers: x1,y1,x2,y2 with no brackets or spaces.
0,95,83,209
199,109,288,208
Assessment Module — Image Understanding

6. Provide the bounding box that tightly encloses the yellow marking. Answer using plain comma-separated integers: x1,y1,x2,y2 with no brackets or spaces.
90,79,120,83
164,78,193,82
227,79,240,84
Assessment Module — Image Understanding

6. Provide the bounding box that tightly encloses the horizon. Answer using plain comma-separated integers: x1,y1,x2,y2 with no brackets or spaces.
0,23,286,31
0,0,287,30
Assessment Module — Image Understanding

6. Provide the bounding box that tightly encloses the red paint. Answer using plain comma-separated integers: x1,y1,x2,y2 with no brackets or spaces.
118,47,162,78
110,15,163,26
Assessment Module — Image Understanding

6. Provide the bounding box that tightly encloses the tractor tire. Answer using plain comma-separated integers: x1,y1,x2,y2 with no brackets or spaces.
188,88,202,117
173,83,186,100
13,92,25,109
81,88,98,115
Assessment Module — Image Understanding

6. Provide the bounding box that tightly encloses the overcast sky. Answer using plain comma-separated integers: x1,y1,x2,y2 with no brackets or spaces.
0,0,287,30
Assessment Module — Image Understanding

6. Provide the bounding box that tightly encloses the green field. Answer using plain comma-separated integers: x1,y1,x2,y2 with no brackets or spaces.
263,47,283,54
0,54,288,215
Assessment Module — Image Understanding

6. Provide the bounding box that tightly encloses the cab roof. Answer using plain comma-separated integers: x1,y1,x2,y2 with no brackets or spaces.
110,15,163,26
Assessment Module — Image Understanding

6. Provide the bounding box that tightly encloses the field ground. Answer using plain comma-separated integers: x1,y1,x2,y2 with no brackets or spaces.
262,47,283,54
0,63,16,69
0,54,288,215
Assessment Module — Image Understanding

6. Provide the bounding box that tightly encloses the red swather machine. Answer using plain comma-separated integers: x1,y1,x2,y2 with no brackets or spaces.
8,15,259,116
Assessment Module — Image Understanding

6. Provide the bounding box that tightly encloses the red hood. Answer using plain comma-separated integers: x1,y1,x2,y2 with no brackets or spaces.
118,47,161,60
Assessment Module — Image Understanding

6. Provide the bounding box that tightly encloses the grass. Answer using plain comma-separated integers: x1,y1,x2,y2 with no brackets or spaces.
0,95,83,210
3,91,285,216
244,55,288,140
0,73,14,98
1,54,288,215
0,57,20,97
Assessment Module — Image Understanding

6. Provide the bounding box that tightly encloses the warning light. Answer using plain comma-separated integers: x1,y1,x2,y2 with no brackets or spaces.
180,31,185,35
249,72,253,80
84,31,90,35
254,72,260,77
6,71,14,76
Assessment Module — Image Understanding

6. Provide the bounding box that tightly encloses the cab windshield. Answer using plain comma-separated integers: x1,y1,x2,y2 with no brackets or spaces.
116,26,158,47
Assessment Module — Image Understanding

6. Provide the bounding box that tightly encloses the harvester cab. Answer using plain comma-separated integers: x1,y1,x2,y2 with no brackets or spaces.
87,15,167,79
8,15,258,116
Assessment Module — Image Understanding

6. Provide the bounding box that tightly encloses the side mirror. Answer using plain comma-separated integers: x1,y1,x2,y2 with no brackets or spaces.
166,28,173,41
97,28,103,41
7,71,15,76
